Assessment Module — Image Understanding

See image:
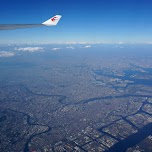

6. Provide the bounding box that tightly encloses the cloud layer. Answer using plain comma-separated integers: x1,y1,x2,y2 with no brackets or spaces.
0,51,15,57
66,46,75,49
81,45,92,48
15,47,43,52
52,48,61,51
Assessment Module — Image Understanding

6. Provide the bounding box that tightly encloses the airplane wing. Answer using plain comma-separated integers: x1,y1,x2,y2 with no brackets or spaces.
0,15,62,30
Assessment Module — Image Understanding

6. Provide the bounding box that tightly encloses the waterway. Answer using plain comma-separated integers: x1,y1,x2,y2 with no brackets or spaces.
22,86,152,152
1,65,152,151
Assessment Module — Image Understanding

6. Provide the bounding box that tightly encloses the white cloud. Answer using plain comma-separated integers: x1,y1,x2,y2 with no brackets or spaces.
0,51,15,57
63,42,78,45
66,46,75,49
82,45,92,48
15,47,43,52
52,48,61,51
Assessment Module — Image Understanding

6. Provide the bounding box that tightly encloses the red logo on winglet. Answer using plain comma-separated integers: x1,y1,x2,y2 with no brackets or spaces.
51,17,58,22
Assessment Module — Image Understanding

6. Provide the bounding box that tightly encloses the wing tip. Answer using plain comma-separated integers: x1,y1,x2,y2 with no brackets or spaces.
42,15,62,26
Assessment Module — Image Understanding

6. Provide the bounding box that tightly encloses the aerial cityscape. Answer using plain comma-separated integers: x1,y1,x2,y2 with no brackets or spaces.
0,44,152,152
1,0,152,151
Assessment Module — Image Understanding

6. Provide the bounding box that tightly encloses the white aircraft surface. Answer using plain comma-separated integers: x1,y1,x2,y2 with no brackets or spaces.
0,15,62,30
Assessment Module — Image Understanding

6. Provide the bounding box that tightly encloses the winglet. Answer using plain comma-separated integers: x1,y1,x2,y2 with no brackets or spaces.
42,15,62,26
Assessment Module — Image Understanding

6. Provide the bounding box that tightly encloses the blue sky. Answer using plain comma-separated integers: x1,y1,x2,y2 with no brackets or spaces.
0,0,152,44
